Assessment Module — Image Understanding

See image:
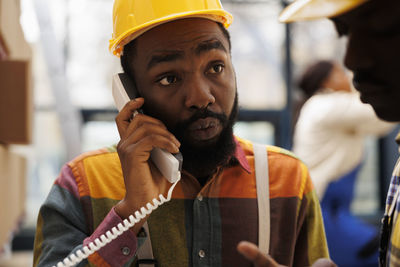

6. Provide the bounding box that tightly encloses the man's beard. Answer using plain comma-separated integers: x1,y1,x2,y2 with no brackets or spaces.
170,94,238,178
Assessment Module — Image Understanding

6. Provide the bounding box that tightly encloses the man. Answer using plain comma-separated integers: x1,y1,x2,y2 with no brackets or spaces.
293,60,394,266
241,0,400,266
33,0,329,266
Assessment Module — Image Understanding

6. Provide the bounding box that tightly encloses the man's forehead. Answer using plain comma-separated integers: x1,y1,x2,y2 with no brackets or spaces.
333,0,400,31
149,38,227,55
136,19,229,60
333,0,373,25
145,38,228,70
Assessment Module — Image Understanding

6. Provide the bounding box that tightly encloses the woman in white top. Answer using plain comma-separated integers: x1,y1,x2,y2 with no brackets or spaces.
293,60,395,267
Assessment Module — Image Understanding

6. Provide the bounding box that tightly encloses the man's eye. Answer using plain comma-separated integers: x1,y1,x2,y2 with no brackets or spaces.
209,64,224,74
159,75,177,86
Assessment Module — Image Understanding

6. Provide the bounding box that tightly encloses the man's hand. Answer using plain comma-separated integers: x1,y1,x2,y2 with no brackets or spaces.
237,241,337,267
114,98,181,233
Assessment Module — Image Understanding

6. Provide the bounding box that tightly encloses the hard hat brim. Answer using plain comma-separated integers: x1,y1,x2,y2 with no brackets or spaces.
109,9,233,57
279,0,368,23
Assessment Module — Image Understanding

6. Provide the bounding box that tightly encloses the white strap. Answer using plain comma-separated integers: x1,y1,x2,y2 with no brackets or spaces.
136,222,155,265
254,143,270,255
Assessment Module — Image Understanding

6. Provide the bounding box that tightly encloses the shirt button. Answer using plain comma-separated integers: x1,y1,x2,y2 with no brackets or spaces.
198,249,206,258
197,194,203,201
121,246,130,256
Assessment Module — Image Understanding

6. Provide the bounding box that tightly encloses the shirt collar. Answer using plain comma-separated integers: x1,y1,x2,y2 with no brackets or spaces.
233,136,252,173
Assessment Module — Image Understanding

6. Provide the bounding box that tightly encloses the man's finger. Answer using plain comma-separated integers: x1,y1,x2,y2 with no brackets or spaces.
237,241,280,267
312,258,338,267
115,97,144,138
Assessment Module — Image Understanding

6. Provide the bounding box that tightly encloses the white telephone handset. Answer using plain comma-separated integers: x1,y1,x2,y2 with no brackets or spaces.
112,73,182,183
53,74,182,267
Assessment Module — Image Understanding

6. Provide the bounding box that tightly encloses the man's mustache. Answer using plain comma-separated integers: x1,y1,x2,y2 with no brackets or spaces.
170,109,228,140
180,109,228,128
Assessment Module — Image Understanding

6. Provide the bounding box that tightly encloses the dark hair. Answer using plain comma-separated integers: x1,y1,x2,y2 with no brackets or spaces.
120,22,231,80
298,60,334,98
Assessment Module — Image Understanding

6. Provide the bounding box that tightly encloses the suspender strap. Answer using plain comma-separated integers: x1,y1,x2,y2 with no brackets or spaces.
253,143,270,255
136,222,156,266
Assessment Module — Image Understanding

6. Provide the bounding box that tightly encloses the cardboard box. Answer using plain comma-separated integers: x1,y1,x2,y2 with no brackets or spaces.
0,145,26,249
0,0,31,60
0,60,32,144
0,0,29,250
0,0,33,144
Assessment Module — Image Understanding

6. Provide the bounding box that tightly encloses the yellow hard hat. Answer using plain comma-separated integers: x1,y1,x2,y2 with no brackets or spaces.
279,0,368,23
109,0,233,57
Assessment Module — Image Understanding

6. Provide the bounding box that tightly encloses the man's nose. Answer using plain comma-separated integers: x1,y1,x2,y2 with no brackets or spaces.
184,75,215,109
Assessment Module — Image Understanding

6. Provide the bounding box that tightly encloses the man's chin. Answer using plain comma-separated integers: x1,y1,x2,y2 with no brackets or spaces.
180,130,236,177
357,89,400,122
185,135,220,148
373,107,400,122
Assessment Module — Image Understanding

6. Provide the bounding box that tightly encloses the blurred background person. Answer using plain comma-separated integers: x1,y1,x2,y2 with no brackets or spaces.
293,60,395,267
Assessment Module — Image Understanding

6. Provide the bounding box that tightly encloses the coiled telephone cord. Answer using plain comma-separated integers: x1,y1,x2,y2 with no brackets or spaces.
54,178,180,267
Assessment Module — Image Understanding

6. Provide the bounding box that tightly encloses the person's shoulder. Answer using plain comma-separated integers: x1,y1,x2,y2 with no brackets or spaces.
235,136,301,162
266,146,313,198
266,145,308,179
67,145,121,181
68,145,118,167
313,91,359,105
235,137,315,198
66,145,124,199
266,145,300,161
51,146,120,199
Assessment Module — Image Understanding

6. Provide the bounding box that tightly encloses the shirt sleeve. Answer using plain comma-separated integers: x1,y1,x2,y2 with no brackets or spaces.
33,164,140,267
